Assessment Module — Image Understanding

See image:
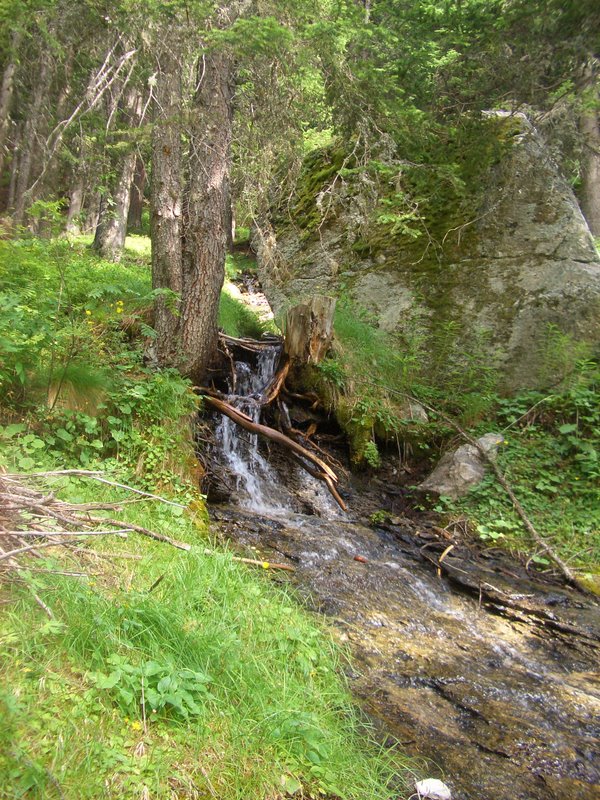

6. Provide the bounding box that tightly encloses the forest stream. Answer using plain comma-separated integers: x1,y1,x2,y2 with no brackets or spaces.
207,338,600,800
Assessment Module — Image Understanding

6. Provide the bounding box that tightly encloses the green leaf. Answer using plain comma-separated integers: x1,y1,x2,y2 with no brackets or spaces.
95,670,121,690
2,423,27,438
558,423,578,434
281,774,302,795
55,428,73,442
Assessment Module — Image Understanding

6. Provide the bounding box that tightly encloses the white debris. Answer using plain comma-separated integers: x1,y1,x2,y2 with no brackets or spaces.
414,778,452,800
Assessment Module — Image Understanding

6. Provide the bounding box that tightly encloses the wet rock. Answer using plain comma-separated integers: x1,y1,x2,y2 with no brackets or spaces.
418,433,504,499
212,504,600,800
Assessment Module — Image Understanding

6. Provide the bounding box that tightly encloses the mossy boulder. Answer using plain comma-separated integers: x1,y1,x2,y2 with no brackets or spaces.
255,113,600,391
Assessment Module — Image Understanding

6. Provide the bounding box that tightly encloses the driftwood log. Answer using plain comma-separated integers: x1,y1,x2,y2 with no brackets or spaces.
203,394,347,511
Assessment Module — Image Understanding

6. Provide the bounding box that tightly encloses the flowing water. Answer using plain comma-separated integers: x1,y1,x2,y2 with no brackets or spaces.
210,353,600,800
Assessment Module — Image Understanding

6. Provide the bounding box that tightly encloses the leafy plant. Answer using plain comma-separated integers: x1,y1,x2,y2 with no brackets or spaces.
91,655,212,720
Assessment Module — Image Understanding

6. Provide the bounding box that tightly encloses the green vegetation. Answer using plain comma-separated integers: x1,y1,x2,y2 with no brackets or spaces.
435,363,600,575
303,297,599,578
0,475,409,800
0,236,415,799
307,298,497,464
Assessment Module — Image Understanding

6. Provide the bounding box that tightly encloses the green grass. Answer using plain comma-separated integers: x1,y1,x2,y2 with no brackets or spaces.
0,468,413,800
433,374,600,576
219,288,266,339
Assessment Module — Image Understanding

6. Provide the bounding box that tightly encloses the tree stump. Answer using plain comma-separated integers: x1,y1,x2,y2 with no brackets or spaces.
283,296,336,364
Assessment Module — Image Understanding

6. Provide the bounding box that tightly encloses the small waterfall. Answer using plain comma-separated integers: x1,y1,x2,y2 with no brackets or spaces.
215,344,288,514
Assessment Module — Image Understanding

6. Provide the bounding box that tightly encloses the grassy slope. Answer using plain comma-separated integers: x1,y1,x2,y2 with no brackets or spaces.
0,237,414,800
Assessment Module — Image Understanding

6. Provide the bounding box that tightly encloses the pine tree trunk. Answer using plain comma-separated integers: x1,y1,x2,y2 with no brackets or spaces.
12,53,51,227
65,180,84,235
0,30,22,180
93,88,141,261
578,59,600,237
84,193,101,233
127,157,146,232
6,124,21,211
179,51,235,382
151,45,183,366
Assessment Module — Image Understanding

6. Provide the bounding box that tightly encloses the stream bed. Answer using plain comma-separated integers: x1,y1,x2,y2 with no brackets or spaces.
207,335,600,799
211,503,600,800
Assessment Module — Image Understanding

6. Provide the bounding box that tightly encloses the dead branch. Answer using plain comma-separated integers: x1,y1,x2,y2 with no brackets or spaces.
219,333,281,353
203,394,346,510
5,471,187,508
74,516,190,551
262,356,290,404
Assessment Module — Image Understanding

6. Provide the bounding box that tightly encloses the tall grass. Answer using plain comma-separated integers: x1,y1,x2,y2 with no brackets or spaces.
0,477,414,799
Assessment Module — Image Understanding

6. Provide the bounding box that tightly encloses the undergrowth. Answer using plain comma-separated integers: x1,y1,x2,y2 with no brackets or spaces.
309,298,497,464
309,297,599,575
434,363,600,576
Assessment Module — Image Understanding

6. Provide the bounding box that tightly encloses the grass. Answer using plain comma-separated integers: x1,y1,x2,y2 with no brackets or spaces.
0,465,413,800
432,374,600,578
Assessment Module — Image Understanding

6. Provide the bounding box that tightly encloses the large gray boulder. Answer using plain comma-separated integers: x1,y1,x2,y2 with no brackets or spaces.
255,114,600,390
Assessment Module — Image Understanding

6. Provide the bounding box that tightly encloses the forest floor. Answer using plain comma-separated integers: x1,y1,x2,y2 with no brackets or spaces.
1,233,598,799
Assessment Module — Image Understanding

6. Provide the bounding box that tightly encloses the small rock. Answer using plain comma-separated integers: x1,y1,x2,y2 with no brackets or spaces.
414,778,452,800
418,433,504,499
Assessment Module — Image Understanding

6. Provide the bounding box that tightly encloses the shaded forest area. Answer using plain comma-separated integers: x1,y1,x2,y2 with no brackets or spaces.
1,0,599,380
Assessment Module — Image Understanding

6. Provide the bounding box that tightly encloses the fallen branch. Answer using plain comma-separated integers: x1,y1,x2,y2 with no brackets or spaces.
219,333,281,353
203,394,346,510
262,356,291,405
361,380,588,592
71,516,191,552
5,471,186,508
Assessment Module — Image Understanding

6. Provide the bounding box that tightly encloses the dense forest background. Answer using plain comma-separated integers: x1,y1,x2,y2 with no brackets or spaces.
1,0,599,378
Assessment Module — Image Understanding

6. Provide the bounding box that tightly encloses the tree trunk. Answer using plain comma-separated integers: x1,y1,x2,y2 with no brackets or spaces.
127,156,146,231
12,53,51,227
151,44,183,366
579,62,600,236
84,193,101,233
179,50,235,382
65,179,84,235
93,88,141,261
0,30,22,180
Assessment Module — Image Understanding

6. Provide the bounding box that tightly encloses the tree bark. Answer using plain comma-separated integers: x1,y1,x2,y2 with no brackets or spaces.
151,43,183,366
127,156,146,231
93,88,141,261
579,60,600,236
284,296,337,364
12,52,52,227
65,179,84,235
0,30,23,181
179,50,235,382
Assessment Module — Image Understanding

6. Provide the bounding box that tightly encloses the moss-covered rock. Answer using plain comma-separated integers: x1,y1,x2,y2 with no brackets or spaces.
255,112,600,392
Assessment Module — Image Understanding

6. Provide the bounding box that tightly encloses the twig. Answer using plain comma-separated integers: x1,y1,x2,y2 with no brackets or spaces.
7,471,187,508
361,379,588,592
31,590,54,619
77,516,191,551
